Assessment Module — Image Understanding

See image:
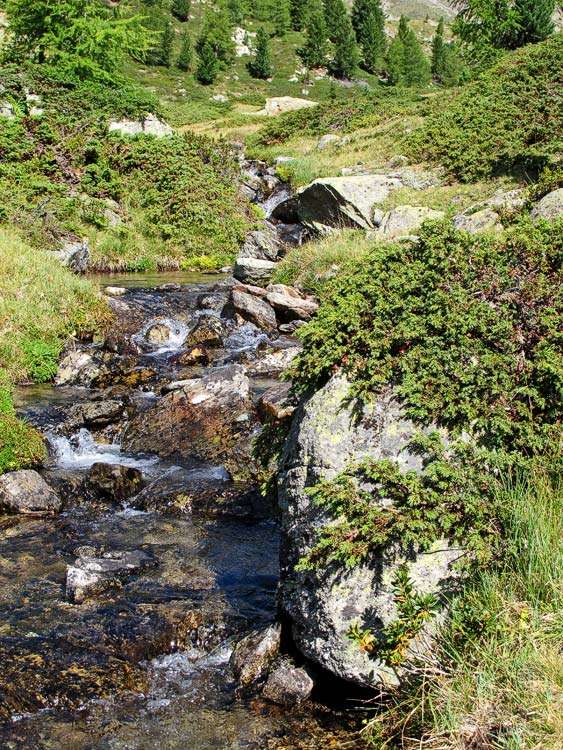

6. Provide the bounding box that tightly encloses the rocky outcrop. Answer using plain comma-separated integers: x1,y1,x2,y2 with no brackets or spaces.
378,206,445,240
55,240,89,273
277,375,462,688
0,470,61,514
238,228,282,262
108,114,173,138
273,175,402,233
260,97,317,116
531,188,563,221
454,207,503,235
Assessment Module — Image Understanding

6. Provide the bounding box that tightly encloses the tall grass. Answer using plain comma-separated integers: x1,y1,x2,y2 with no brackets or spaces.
365,465,563,749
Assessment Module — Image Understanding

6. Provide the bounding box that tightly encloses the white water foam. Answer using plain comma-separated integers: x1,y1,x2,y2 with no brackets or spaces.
48,428,160,471
133,317,192,355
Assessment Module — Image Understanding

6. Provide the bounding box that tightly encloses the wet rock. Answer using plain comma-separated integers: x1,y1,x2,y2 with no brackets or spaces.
122,365,253,469
104,286,127,297
232,289,277,331
454,207,503,235
247,346,301,376
91,361,157,390
266,284,318,322
87,463,144,502
278,374,463,688
378,206,444,240
145,321,173,344
65,399,124,430
172,344,211,366
531,188,563,221
183,316,226,348
230,624,281,689
262,662,314,706
239,228,283,262
273,175,402,233
0,470,61,515
258,382,295,421
55,350,104,387
66,549,157,603
279,320,306,334
233,257,277,286
54,239,89,273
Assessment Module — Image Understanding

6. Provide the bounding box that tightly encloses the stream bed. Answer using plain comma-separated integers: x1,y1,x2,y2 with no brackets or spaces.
1,273,366,750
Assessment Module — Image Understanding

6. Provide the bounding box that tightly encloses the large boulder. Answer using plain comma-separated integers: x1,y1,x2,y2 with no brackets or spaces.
238,229,282,262
453,207,503,235
273,175,402,233
0,470,61,515
260,97,317,116
378,206,445,240
122,365,253,470
531,188,563,221
277,375,463,688
108,114,173,138
232,289,277,331
266,284,319,322
233,257,277,286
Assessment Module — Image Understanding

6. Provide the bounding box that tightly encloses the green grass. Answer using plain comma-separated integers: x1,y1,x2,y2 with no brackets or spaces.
0,228,108,474
365,465,563,750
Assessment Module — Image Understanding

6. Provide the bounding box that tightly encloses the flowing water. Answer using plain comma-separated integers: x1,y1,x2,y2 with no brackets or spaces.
2,273,366,750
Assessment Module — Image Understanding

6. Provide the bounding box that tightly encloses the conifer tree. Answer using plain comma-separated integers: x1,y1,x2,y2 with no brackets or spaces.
324,0,347,42
196,8,235,67
227,0,244,26
298,1,328,68
386,17,430,87
196,39,218,84
160,20,174,67
513,0,555,45
397,14,409,42
248,26,273,78
290,0,308,31
171,0,191,22
357,2,386,73
329,10,359,78
177,30,192,71
431,17,446,79
440,42,466,87
273,0,292,37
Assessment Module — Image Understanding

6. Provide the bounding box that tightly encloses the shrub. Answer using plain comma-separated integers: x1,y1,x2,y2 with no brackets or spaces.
409,36,563,180
291,218,562,457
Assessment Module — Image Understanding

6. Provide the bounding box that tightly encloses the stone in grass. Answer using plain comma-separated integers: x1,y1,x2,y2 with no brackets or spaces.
66,549,157,603
230,624,281,690
0,470,61,515
531,188,563,221
262,661,314,706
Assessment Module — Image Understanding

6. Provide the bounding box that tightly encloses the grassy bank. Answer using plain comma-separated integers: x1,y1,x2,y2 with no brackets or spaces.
0,228,108,473
365,465,562,749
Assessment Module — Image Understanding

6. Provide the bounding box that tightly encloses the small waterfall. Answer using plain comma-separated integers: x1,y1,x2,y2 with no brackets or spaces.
133,317,193,355
48,428,159,471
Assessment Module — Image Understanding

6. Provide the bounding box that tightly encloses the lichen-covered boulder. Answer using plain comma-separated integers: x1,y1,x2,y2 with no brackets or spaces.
262,661,313,706
378,206,445,240
531,188,563,221
230,624,281,690
277,375,462,688
0,471,61,515
454,207,503,235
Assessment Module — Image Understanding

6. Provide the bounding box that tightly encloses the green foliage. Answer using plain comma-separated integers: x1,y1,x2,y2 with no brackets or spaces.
171,0,191,22
4,0,154,82
248,27,273,79
291,219,562,457
324,0,347,42
290,0,308,31
454,0,555,58
196,39,219,84
0,407,47,474
227,0,244,26
272,0,291,37
298,0,329,68
387,16,431,87
409,36,563,180
177,30,193,71
354,0,386,74
196,8,235,68
431,17,445,78
328,6,359,79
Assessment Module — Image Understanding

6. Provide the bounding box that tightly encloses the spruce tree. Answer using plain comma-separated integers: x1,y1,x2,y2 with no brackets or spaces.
196,39,218,84
273,0,291,37
160,20,174,67
290,0,308,31
386,18,430,88
386,34,404,85
397,14,409,42
359,4,386,73
227,0,244,26
171,0,191,22
298,1,328,69
177,30,192,71
329,10,359,78
248,26,273,78
431,17,446,80
440,42,466,87
196,8,235,67
513,0,555,45
324,0,347,42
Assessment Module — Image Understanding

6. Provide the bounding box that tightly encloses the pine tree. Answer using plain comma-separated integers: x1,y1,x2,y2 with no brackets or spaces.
324,0,347,42
386,17,430,88
196,39,218,84
160,20,174,67
298,1,328,68
329,10,359,78
440,42,466,87
431,17,446,79
177,30,192,71
290,0,308,31
513,0,555,45
196,8,235,67
227,0,244,26
273,0,291,37
248,26,273,78
359,4,386,73
171,0,191,22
